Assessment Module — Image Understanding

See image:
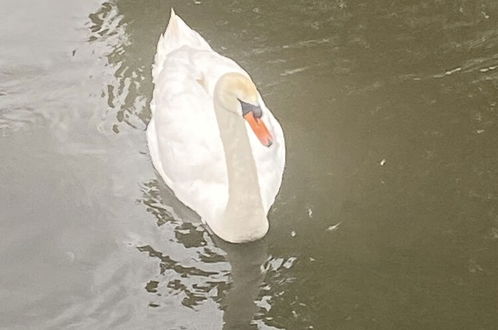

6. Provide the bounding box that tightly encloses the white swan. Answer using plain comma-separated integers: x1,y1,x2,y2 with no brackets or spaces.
147,10,285,243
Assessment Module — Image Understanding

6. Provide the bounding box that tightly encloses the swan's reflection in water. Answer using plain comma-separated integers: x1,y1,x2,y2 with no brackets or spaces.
215,238,268,329
138,177,269,329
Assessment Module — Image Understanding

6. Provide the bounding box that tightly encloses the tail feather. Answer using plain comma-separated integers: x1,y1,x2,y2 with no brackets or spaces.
152,9,211,83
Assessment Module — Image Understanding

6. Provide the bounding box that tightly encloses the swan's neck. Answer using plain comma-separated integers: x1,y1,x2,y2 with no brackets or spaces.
212,82,268,243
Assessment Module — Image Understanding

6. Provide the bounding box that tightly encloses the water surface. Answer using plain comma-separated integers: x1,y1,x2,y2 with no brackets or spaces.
1,0,498,329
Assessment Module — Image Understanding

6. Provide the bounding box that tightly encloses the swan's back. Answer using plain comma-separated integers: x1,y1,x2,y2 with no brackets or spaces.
147,10,286,229
148,10,232,223
152,9,211,85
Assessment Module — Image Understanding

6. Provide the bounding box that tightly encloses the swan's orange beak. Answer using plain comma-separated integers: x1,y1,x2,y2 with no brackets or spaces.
243,112,273,147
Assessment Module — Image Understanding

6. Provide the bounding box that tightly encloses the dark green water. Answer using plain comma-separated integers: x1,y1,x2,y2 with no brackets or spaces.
1,1,497,329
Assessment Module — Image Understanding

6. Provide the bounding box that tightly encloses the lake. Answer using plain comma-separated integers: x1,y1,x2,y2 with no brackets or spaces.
1,0,497,329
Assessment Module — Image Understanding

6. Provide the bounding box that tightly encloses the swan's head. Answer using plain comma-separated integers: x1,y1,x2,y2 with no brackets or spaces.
216,72,273,147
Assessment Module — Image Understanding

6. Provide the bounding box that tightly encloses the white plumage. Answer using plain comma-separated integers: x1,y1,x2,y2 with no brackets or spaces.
147,10,285,243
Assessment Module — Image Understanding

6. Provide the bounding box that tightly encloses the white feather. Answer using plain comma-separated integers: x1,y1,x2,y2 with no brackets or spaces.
147,10,285,239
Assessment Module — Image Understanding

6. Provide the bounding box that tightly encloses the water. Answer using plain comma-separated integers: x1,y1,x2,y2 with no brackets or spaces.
1,0,497,329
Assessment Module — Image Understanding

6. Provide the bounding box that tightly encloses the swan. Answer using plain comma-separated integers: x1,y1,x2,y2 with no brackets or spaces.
147,9,285,243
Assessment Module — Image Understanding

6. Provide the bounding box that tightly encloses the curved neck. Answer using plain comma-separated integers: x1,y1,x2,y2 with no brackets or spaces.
212,75,267,242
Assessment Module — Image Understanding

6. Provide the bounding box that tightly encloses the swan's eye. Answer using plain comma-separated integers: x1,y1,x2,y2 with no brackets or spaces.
239,99,263,119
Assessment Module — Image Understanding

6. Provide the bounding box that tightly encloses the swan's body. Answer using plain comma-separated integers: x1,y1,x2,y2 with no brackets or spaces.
147,10,285,243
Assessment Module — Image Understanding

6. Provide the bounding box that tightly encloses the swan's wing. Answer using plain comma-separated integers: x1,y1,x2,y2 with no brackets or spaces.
148,48,229,222
152,10,212,86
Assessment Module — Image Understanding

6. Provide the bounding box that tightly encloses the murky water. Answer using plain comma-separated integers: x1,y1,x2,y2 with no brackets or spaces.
1,1,498,329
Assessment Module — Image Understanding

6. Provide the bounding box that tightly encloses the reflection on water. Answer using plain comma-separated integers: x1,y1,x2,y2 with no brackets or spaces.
137,178,281,329
88,1,151,133
1,0,498,328
137,179,229,309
